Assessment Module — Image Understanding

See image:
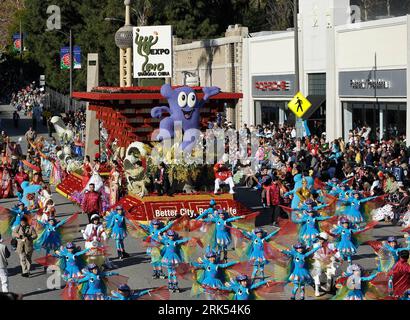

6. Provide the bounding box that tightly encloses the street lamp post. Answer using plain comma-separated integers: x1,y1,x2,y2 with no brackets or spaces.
50,28,73,112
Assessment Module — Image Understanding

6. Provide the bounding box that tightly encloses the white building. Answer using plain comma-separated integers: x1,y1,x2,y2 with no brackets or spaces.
242,0,409,144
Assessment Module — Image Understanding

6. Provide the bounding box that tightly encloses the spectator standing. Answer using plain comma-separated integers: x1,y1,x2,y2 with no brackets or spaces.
0,234,10,292
12,217,37,277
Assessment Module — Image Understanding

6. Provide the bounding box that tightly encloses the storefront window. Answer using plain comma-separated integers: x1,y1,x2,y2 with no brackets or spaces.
255,101,294,125
343,102,406,141
308,73,326,96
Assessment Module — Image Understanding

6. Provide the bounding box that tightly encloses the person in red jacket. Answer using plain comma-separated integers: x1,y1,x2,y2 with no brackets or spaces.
81,183,102,223
213,154,235,194
388,250,410,298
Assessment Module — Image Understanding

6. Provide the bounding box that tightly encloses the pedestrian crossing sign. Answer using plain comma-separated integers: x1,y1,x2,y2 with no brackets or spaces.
288,92,312,118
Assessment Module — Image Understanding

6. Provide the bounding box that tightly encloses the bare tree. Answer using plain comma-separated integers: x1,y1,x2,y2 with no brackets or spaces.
131,0,153,26
266,0,292,31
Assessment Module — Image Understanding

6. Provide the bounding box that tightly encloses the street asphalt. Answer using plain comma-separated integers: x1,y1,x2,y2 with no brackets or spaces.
0,103,405,300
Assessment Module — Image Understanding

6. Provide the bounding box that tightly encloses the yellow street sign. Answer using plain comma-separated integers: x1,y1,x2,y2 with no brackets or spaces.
287,92,312,118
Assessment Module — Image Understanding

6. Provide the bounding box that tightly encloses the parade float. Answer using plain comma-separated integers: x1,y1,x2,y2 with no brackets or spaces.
55,85,254,221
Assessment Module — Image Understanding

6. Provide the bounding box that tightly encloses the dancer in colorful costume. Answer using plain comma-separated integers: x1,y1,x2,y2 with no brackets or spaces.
367,235,410,295
53,242,90,280
106,206,130,260
233,227,280,281
198,209,245,262
333,264,380,300
337,191,378,224
280,242,321,300
158,229,191,292
71,263,122,300
217,274,284,300
195,199,218,220
107,284,169,301
191,250,239,299
290,203,334,247
136,219,175,279
34,213,79,257
0,202,34,236
330,217,377,265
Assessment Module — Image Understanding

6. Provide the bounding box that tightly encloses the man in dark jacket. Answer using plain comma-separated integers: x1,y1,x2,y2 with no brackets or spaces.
153,162,171,196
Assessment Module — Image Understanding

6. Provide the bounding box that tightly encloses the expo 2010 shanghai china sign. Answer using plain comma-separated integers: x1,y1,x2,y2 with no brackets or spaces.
133,25,172,79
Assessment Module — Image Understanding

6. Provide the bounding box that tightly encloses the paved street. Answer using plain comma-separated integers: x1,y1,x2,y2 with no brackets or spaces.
0,103,406,300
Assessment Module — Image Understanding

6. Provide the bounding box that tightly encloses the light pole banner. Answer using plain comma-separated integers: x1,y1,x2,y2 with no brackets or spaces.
133,25,172,78
60,46,81,70
12,33,22,53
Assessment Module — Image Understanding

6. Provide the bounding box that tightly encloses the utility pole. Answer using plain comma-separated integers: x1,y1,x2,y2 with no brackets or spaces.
69,28,73,112
19,19,23,80
293,0,304,138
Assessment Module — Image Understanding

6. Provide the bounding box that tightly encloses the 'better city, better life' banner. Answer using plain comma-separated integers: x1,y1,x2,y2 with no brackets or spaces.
133,25,172,78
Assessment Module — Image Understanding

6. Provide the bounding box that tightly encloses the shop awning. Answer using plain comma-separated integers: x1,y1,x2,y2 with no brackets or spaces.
302,95,326,120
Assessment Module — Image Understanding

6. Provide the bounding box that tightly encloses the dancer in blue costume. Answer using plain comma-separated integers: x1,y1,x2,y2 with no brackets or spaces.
235,227,280,281
75,263,119,300
106,284,168,300
17,181,42,209
192,250,239,299
159,229,190,293
338,191,378,224
367,235,410,295
34,216,72,256
195,199,218,220
53,242,90,280
199,209,245,262
106,205,130,260
330,217,368,265
9,202,34,231
281,242,321,300
333,264,380,300
220,274,278,300
137,219,175,279
291,205,333,247
400,289,410,300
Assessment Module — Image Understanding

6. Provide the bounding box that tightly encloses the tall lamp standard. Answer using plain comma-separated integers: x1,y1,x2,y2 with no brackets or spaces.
113,0,135,87
49,28,73,111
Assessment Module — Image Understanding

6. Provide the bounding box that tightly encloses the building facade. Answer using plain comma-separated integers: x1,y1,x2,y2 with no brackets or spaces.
172,25,248,126
241,0,410,144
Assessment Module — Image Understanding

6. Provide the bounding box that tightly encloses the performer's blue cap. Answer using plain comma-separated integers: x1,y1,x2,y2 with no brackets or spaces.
387,236,397,243
205,251,217,258
293,243,304,249
151,219,160,226
17,202,24,206
253,228,264,234
340,217,349,224
66,242,75,249
87,263,98,271
118,284,131,292
166,230,176,236
305,199,315,206
236,274,248,282
210,199,216,206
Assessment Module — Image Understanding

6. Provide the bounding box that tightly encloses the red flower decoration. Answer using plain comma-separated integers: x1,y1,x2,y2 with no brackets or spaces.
94,153,100,159
94,140,100,146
